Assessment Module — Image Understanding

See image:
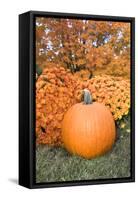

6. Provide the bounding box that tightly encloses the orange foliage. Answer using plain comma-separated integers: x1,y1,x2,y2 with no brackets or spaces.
36,66,130,146
36,66,78,145
36,18,130,78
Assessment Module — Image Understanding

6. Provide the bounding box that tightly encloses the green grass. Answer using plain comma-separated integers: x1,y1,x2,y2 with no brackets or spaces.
36,118,131,183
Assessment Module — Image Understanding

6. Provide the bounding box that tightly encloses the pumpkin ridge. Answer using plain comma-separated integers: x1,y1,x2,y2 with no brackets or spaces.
101,106,110,154
90,105,97,157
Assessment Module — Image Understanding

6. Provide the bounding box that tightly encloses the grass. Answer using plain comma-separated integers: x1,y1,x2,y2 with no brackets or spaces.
36,118,131,183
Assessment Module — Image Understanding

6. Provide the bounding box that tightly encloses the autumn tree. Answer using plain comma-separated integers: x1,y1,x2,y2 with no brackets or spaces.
36,18,130,78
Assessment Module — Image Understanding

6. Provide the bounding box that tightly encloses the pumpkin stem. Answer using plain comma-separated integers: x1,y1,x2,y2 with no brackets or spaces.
83,89,92,104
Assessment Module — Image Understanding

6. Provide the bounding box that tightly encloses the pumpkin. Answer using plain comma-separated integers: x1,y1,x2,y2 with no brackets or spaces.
61,89,116,159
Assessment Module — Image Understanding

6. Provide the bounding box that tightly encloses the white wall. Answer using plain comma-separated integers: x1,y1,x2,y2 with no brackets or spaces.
0,0,137,199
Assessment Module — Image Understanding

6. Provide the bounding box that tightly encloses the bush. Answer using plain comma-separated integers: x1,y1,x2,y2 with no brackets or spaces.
36,66,130,146
36,66,78,145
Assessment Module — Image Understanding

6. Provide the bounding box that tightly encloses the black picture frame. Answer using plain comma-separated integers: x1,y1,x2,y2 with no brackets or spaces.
19,10,135,189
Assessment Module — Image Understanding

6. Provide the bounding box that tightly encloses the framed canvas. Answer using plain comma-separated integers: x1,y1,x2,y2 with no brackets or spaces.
19,11,135,189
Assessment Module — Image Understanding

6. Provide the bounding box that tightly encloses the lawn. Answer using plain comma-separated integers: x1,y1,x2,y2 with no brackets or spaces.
36,117,131,183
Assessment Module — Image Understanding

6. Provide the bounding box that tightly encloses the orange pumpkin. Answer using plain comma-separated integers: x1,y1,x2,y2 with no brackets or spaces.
61,89,116,159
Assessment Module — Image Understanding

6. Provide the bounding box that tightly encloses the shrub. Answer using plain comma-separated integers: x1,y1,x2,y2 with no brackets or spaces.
36,66,78,145
36,66,130,146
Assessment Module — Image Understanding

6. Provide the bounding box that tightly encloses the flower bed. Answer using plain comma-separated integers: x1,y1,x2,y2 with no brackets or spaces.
36,67,130,146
